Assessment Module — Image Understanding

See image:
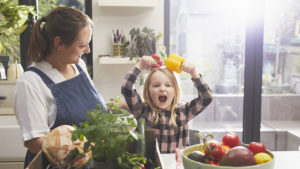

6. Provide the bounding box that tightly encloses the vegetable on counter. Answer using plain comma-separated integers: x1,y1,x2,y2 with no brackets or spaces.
254,152,273,164
219,146,256,166
188,132,272,166
248,142,267,154
222,132,240,148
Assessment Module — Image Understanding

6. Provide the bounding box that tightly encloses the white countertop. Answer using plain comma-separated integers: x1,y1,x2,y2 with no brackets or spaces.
161,151,300,169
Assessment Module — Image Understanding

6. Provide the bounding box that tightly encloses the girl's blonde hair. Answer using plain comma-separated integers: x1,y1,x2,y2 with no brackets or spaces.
143,68,180,127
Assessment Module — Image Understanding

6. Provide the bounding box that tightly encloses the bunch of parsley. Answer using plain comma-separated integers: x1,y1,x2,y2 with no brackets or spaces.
71,98,144,168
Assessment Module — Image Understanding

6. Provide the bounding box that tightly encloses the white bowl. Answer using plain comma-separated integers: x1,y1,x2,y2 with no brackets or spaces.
182,144,274,169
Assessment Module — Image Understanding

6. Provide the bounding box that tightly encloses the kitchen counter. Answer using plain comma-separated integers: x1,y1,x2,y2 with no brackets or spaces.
160,151,300,169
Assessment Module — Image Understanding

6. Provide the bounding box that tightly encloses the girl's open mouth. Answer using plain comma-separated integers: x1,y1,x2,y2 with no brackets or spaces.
159,95,167,103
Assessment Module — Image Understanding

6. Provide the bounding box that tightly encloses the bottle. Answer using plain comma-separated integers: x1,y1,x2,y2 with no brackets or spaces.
7,60,23,82
0,63,6,80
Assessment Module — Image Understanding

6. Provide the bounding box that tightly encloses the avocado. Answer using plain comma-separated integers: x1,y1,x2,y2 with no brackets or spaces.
187,151,206,163
220,146,256,166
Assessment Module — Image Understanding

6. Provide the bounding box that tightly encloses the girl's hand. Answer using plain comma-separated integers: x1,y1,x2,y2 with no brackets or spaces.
181,62,200,78
135,56,157,70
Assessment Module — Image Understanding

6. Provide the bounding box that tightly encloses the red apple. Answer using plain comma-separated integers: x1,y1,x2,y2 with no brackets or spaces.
248,142,266,154
222,133,240,148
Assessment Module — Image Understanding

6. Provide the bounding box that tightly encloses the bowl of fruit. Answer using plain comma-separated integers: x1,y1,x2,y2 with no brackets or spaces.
182,133,274,169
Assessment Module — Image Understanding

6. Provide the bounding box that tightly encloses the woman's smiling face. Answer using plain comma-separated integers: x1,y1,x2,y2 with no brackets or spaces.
149,70,175,110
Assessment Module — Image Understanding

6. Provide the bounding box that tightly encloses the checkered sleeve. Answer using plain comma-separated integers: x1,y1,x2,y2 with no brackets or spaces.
180,75,213,121
121,67,144,119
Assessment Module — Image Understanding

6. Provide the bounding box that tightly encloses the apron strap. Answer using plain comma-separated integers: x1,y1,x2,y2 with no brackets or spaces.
25,67,55,85
75,64,83,73
26,64,82,86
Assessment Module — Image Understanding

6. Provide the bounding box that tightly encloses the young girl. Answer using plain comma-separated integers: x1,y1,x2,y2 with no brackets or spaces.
121,55,213,153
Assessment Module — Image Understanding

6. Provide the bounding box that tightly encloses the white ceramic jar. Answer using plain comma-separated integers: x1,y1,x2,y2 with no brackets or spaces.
7,61,23,82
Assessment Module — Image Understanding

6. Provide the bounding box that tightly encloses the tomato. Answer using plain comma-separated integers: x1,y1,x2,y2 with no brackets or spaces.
248,142,266,154
204,141,224,163
222,133,240,148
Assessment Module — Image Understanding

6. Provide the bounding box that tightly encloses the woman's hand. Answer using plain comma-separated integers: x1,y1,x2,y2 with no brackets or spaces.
135,56,157,70
181,62,200,79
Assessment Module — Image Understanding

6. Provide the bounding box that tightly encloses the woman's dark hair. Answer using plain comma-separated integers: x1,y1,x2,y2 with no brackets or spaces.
28,7,93,62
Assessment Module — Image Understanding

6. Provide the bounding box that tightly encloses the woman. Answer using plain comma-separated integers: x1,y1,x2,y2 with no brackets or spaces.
13,7,106,168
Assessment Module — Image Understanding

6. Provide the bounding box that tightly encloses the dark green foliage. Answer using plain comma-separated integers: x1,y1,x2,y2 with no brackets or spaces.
117,152,146,169
127,27,163,59
72,98,141,167
0,0,35,61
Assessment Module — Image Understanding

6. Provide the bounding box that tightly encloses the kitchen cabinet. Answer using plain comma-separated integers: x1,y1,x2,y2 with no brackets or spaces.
98,0,157,7
0,162,23,169
0,81,15,115
0,115,26,169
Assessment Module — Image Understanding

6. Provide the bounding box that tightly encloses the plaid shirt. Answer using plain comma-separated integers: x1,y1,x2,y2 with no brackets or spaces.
121,67,213,153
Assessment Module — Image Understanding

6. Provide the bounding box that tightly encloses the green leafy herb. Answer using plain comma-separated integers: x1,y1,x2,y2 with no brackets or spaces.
72,98,139,165
117,152,146,169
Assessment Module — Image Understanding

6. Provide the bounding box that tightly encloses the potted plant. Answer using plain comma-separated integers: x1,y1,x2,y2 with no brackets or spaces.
71,97,147,169
125,27,167,93
127,27,167,60
0,0,35,61
0,0,35,80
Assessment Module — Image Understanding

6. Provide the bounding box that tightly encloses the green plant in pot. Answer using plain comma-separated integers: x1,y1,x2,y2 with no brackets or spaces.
0,0,35,61
125,27,167,90
127,27,167,60
71,97,146,169
0,0,35,80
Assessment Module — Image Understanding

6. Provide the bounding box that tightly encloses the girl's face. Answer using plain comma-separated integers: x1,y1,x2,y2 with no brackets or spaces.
149,71,175,110
62,25,92,64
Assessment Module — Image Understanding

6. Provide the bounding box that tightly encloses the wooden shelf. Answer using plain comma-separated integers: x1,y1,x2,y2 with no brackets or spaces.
0,80,16,84
98,57,139,65
98,0,157,7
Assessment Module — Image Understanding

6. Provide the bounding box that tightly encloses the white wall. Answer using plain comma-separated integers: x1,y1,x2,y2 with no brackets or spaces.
92,0,164,100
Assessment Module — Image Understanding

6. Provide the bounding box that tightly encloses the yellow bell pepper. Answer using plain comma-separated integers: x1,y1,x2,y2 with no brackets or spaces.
165,53,185,73
169,53,185,63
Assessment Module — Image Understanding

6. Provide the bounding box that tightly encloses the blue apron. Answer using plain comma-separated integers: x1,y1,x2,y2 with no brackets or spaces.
24,64,106,168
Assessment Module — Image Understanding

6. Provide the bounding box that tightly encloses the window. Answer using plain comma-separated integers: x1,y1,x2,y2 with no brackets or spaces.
169,0,247,143
167,0,300,151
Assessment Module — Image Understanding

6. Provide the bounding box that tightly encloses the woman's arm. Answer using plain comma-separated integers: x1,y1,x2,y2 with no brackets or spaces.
24,137,44,154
